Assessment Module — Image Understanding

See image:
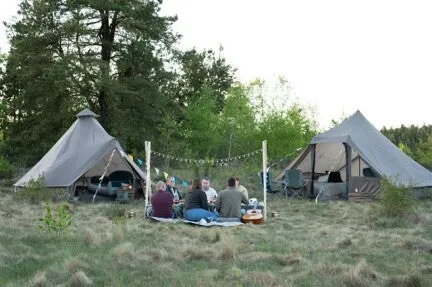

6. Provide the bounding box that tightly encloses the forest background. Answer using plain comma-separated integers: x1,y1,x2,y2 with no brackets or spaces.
1,0,432,177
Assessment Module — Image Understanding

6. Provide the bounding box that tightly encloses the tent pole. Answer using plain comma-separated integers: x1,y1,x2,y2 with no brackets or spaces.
310,144,316,198
145,141,151,209
262,140,267,221
344,143,351,199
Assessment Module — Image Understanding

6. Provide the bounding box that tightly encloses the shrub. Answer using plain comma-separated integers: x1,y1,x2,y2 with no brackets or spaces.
13,176,54,203
379,177,414,217
38,202,72,232
0,156,14,178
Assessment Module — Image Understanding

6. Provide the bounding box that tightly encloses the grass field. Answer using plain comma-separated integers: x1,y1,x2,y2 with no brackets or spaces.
0,184,431,287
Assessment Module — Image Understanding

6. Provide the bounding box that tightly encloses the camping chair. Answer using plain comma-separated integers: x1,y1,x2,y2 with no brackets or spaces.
260,171,278,193
282,169,307,198
116,189,130,204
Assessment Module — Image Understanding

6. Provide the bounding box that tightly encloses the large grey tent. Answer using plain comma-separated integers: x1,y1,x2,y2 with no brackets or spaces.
14,109,146,193
278,110,432,200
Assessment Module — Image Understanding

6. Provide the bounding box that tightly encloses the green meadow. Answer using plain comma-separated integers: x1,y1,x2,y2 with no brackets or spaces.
1,184,431,287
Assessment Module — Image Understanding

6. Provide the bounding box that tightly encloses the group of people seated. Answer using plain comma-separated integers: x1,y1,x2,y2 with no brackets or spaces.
150,176,250,222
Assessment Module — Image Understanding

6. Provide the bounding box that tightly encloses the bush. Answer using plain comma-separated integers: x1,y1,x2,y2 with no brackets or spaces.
379,177,414,217
13,176,54,203
0,156,14,178
38,202,73,232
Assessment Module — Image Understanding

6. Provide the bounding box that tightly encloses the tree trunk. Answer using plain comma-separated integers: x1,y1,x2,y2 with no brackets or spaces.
97,10,119,130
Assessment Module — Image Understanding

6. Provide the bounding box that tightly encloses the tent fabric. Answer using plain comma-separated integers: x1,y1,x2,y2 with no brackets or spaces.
278,110,432,188
14,108,146,187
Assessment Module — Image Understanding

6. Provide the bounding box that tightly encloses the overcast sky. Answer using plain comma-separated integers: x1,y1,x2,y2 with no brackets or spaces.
2,0,432,130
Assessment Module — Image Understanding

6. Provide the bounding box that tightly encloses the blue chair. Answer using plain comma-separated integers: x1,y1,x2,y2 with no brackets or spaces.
260,171,277,193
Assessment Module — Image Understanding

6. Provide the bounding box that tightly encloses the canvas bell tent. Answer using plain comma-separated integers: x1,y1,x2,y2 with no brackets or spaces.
14,109,146,194
277,110,432,200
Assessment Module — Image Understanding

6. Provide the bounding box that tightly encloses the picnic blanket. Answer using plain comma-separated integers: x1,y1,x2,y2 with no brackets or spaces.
150,217,243,227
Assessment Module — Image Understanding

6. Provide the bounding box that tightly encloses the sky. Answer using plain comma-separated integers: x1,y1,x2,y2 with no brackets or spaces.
2,0,432,130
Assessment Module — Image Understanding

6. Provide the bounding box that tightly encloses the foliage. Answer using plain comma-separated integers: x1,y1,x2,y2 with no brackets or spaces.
182,87,220,158
113,214,127,225
103,204,127,221
217,85,257,158
248,78,318,161
0,0,179,164
176,47,236,112
381,124,432,152
398,142,414,158
413,135,432,170
379,177,414,217
13,176,54,203
37,202,72,232
382,124,432,169
0,155,14,178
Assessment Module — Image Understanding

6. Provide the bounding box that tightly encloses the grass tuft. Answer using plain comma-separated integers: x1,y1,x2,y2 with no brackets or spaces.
343,259,379,287
82,229,103,246
113,242,135,260
219,239,237,260
245,271,280,287
338,237,353,248
183,247,215,260
386,273,423,287
70,271,93,286
272,253,302,266
29,271,49,287
64,257,88,273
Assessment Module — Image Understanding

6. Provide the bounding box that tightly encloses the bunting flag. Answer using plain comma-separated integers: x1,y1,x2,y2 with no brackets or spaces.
154,167,160,175
136,158,144,166
174,176,180,185
182,180,189,188
163,171,169,179
128,154,134,162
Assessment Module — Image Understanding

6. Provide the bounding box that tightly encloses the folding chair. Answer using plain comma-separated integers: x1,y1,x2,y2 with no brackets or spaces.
260,171,277,193
116,190,130,204
282,169,307,198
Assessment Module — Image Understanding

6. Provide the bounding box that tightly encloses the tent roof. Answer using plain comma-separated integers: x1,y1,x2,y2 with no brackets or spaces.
76,108,97,118
14,109,146,187
284,110,432,187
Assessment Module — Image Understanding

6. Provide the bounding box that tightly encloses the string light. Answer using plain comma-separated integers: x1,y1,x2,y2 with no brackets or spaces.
150,149,262,166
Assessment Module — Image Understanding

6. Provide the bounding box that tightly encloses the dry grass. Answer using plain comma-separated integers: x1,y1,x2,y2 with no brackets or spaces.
70,271,93,286
1,188,432,286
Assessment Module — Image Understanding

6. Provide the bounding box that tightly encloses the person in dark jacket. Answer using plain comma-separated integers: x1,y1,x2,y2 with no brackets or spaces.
151,181,174,218
165,176,182,200
184,178,218,222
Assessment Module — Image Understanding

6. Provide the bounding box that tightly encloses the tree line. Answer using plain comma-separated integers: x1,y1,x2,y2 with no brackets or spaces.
0,0,316,168
381,125,432,170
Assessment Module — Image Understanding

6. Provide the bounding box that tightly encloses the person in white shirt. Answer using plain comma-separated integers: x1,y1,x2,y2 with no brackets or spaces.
202,177,217,202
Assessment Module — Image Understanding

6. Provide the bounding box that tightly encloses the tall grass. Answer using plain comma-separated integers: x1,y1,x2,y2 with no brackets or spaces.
0,187,431,286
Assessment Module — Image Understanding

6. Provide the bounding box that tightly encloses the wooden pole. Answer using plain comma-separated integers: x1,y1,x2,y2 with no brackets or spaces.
145,141,151,209
262,140,267,221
